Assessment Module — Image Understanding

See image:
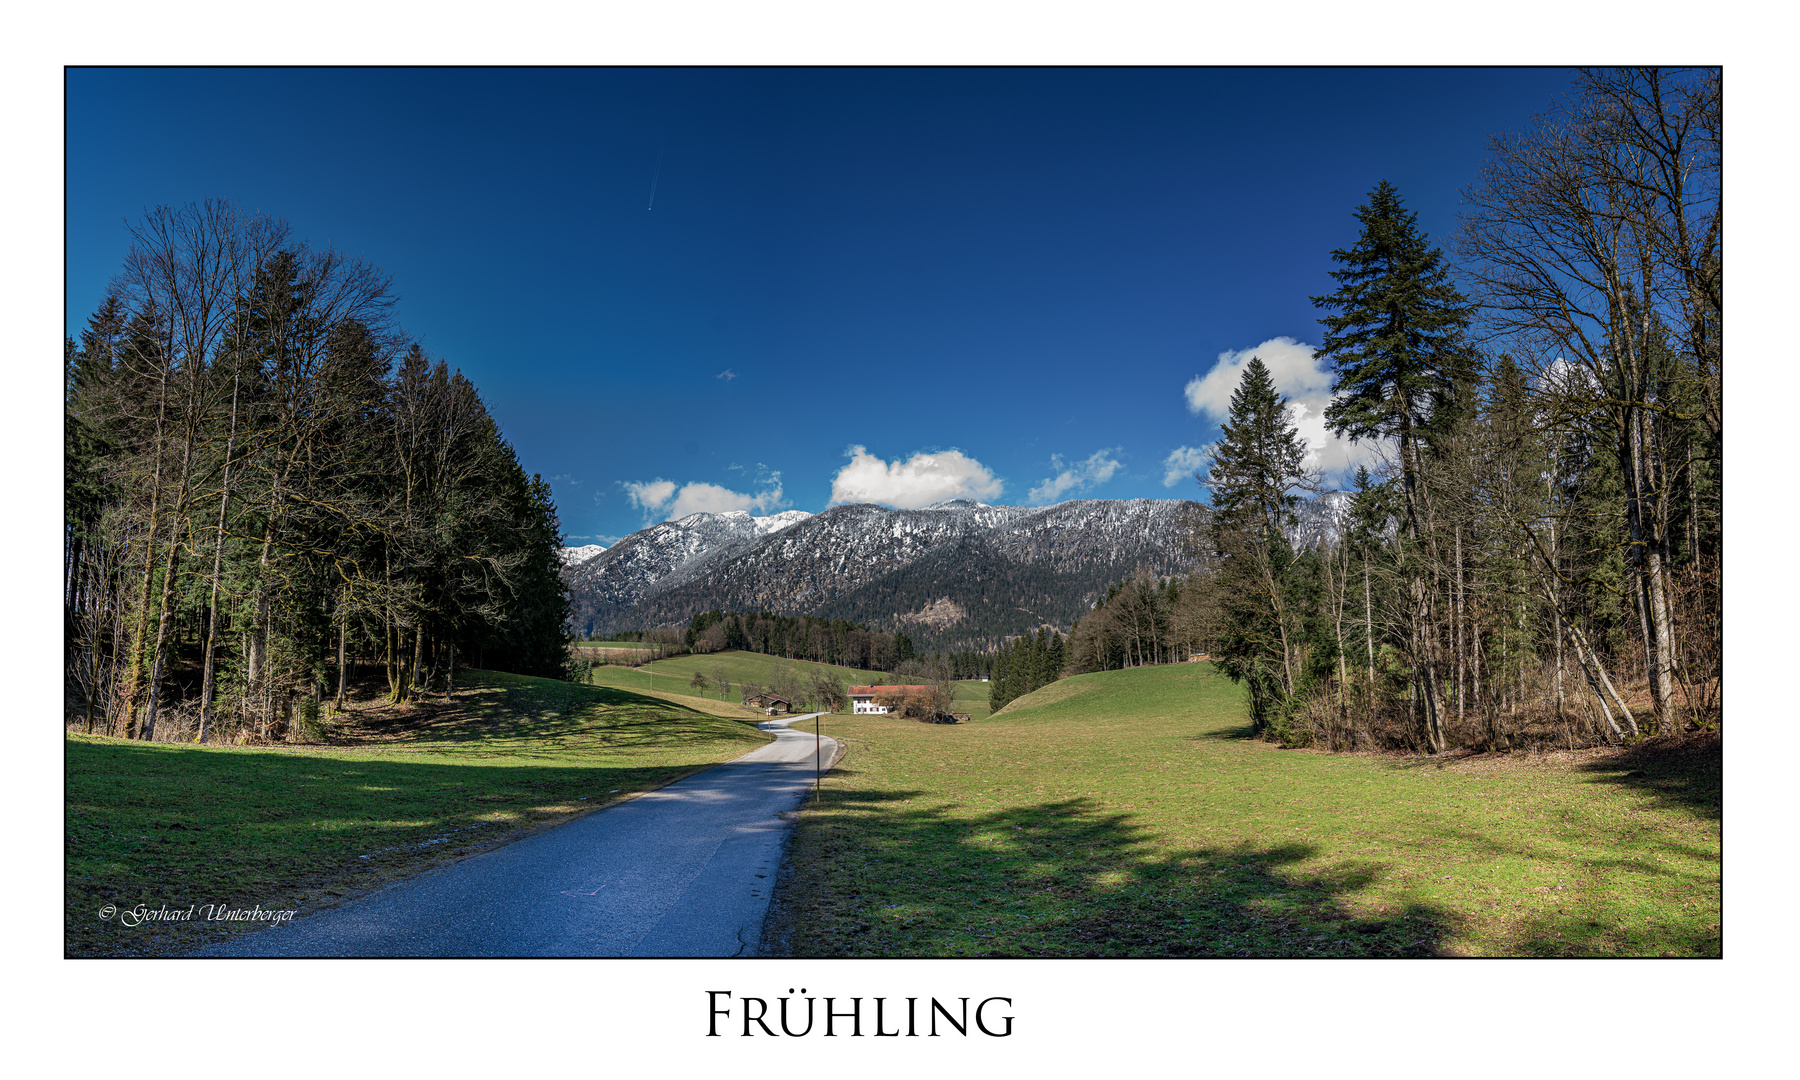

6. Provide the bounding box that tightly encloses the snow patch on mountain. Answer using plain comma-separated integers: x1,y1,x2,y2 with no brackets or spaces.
565,497,1199,643
560,544,609,567
1288,490,1354,550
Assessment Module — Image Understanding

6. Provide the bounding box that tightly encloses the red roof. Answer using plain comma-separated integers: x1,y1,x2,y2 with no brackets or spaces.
849,685,935,696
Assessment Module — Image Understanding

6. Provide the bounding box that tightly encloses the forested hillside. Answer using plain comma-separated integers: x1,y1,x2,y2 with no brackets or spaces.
64,201,570,744
569,497,1196,651
811,535,1123,652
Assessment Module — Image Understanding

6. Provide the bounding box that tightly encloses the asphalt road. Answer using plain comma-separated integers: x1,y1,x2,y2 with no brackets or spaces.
199,714,838,957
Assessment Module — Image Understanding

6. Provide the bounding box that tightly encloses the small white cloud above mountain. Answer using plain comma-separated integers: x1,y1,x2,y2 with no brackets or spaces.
1028,448,1123,505
668,479,788,520
621,479,678,514
619,482,676,514
1161,444,1212,488
829,446,1004,509
622,475,788,523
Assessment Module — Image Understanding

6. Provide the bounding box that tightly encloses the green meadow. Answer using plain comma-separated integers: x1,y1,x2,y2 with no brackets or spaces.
768,664,1720,957
595,651,873,696
588,649,992,719
65,669,771,957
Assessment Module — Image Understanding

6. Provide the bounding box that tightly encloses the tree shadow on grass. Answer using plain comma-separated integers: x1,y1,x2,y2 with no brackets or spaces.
1576,733,1721,821
1190,720,1259,742
1502,902,1720,958
331,673,765,756
774,790,1455,958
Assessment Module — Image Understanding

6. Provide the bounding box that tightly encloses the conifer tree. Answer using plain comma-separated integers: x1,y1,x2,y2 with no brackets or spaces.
1205,356,1310,736
1313,181,1475,752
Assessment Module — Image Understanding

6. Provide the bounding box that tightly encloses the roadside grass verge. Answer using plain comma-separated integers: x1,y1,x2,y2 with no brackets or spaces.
767,665,1720,958
66,668,771,957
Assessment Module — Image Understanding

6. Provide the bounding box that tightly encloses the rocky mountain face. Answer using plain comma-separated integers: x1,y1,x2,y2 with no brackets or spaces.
562,509,813,620
564,499,1202,650
562,492,1359,649
1289,490,1354,550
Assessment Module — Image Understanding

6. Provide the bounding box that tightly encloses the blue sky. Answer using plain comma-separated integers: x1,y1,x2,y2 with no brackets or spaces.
67,67,1581,544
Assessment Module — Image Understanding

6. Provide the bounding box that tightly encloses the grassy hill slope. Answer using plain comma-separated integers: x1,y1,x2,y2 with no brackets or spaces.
766,664,1720,957
66,669,771,957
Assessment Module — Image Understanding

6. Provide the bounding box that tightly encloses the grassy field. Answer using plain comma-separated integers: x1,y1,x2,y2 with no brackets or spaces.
766,664,1721,957
65,669,771,957
590,650,886,697
949,679,992,721
589,650,994,719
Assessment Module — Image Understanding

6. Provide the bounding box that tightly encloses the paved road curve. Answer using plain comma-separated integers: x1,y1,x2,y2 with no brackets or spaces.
200,714,838,957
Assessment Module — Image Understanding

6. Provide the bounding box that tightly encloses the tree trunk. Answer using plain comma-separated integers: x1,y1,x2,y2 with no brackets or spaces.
413,623,426,695
1454,524,1465,723
197,373,240,744
335,610,349,712
138,513,186,742
118,374,172,737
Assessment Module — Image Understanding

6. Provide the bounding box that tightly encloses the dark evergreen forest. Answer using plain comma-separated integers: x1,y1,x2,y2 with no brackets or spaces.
65,202,570,743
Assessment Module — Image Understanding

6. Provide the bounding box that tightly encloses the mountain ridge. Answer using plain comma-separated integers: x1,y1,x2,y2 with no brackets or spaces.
564,497,1203,649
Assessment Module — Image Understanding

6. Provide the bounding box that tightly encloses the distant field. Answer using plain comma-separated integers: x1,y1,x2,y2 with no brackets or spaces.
588,650,990,718
949,679,991,721
590,651,888,700
767,664,1721,958
66,669,771,957
571,643,655,665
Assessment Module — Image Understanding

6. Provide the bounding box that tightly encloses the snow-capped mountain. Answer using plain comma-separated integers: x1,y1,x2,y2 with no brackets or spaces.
562,508,814,619
559,544,609,568
565,498,1202,649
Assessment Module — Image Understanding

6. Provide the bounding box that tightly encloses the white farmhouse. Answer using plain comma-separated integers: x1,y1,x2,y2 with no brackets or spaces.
848,685,935,715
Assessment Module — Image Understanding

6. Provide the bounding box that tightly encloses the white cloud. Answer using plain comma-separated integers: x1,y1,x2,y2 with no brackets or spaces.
667,479,786,520
1161,444,1212,488
1182,336,1386,479
829,446,1004,508
622,479,677,513
1028,448,1123,505
621,476,787,522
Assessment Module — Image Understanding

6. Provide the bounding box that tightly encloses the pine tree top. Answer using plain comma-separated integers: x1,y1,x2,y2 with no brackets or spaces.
1312,180,1474,445
1206,355,1307,543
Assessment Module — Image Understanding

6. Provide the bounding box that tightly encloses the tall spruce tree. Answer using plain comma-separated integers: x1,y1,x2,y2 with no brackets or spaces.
1312,181,1475,753
1205,356,1309,737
